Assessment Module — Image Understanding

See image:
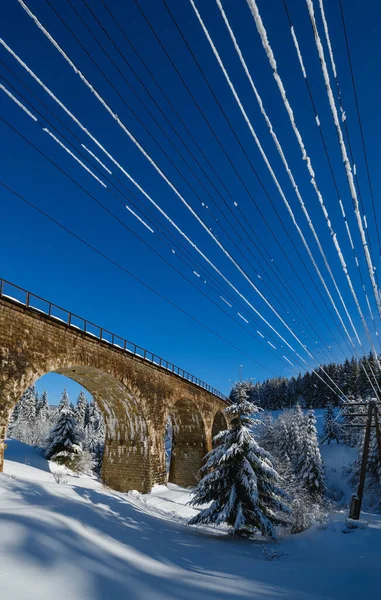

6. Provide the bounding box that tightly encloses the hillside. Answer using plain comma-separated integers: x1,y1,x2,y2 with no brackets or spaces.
1,438,380,600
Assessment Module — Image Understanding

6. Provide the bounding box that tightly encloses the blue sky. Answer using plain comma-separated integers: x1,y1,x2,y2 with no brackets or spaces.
1,0,381,401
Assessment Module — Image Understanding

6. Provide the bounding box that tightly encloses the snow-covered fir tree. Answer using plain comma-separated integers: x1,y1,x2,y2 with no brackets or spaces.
74,391,88,432
189,382,290,539
58,389,70,413
323,403,340,444
298,410,326,499
85,400,105,470
45,406,83,462
36,389,50,422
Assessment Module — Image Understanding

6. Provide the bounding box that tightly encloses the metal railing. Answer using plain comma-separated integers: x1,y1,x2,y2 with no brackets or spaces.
0,278,227,401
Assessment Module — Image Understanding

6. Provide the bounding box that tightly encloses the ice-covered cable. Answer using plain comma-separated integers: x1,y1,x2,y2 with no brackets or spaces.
125,203,154,233
43,128,107,188
305,0,381,320
243,0,381,384
81,144,112,174
0,82,37,121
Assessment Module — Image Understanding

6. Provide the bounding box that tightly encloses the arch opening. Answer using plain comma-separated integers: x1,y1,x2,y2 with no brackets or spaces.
3,365,153,493
168,398,207,488
212,410,228,447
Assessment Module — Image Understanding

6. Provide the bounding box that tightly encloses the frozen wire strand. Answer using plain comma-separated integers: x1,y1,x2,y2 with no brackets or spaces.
267,341,277,350
193,271,200,277
125,203,154,234
189,1,350,400
0,82,37,121
81,144,112,174
257,331,264,338
306,0,381,321
220,296,232,308
290,27,306,78
237,312,249,324
9,9,315,365
243,0,381,391
43,128,107,188
283,355,294,367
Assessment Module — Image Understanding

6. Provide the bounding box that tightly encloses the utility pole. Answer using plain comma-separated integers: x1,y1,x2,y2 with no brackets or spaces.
342,399,381,520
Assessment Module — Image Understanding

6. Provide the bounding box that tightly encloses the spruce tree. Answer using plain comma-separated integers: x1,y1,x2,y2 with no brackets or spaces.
36,390,50,422
74,391,88,432
189,382,290,539
323,403,340,444
58,389,70,413
298,410,326,499
45,406,83,460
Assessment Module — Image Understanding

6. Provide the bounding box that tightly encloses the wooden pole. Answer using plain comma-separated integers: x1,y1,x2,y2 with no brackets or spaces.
349,400,374,520
373,405,381,469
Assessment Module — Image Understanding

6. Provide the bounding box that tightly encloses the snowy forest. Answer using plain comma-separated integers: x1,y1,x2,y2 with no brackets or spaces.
238,353,380,410
7,386,106,474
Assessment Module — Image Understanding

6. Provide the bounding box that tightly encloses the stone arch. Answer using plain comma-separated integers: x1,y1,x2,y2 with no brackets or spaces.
168,398,207,487
2,362,153,493
211,410,228,447
0,297,228,491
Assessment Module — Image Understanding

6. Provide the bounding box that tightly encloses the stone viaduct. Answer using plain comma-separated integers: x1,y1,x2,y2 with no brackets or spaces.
0,281,229,493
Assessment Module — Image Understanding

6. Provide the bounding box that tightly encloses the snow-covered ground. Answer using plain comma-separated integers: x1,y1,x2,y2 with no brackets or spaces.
1,439,381,599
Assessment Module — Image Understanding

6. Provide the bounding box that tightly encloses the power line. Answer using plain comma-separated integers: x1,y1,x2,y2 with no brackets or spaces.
16,0,359,399
0,63,337,366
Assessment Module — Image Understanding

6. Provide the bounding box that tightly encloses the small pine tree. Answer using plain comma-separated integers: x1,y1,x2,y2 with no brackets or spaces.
74,391,88,432
323,403,340,444
189,382,290,539
45,406,83,461
298,410,326,499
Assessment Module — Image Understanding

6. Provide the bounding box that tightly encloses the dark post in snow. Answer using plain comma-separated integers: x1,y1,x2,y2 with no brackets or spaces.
344,399,380,520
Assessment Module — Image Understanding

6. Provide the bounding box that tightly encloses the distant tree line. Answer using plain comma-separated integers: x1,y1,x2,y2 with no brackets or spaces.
7,386,105,473
233,353,380,410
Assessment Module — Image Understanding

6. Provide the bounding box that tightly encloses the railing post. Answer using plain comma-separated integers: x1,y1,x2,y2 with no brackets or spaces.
25,292,30,308
68,313,71,326
0,279,3,297
112,334,115,346
48,303,52,316
124,339,126,351
100,328,103,340
84,320,87,332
